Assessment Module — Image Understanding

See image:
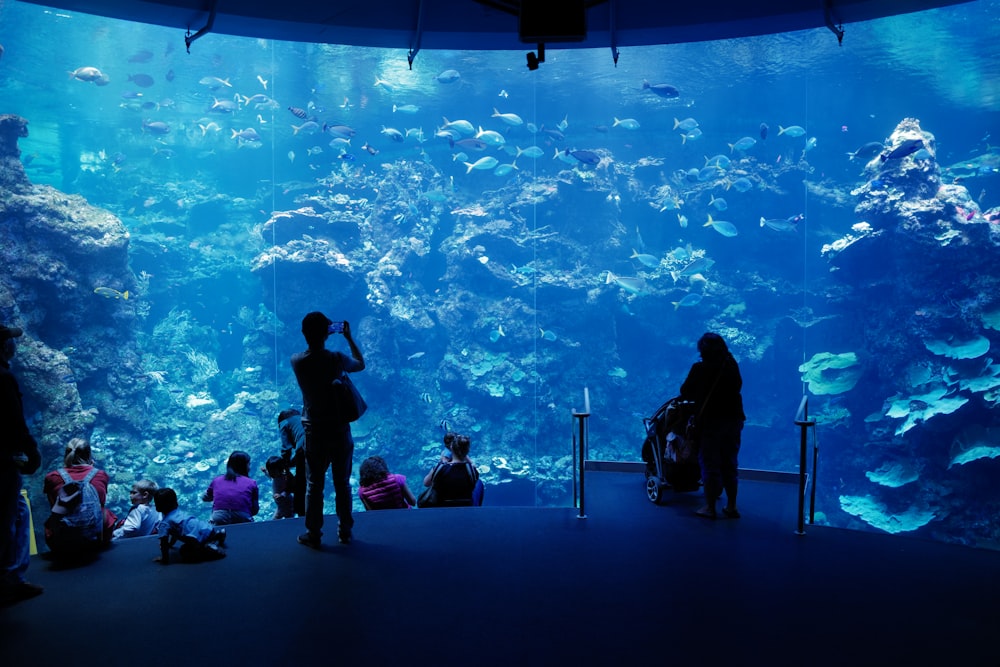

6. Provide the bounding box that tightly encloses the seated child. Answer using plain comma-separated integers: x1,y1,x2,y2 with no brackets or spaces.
261,456,295,520
112,479,161,540
358,456,417,510
152,488,226,564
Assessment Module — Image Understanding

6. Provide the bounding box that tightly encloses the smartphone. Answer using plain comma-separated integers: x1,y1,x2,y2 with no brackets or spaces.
328,321,344,334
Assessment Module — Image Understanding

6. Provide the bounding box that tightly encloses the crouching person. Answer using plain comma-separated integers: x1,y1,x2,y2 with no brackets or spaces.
152,488,226,564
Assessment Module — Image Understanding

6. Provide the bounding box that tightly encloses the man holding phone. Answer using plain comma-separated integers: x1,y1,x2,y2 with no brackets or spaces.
291,312,365,547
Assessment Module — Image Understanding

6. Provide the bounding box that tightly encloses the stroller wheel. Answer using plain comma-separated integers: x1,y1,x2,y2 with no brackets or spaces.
645,476,667,505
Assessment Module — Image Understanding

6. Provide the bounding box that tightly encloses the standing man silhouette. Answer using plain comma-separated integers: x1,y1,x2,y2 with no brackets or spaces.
291,313,365,547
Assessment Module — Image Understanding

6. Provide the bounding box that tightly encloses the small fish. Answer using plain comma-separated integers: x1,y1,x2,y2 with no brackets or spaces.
451,137,487,152
565,149,600,165
94,287,129,300
729,136,757,152
338,153,356,161
393,104,420,114
492,108,524,126
441,118,475,136
475,127,505,147
705,214,738,237
539,328,558,342
605,271,647,296
516,146,545,159
69,66,106,82
643,81,679,98
847,142,884,161
199,121,221,136
671,257,715,281
630,249,660,269
881,138,924,162
231,127,261,142
288,106,309,119
672,293,703,310
406,351,426,360
141,119,170,135
381,126,404,142
709,195,728,211
324,124,357,139
210,97,237,113
498,90,509,98
557,115,569,132
287,151,295,163
373,76,394,92
292,121,320,135
464,156,499,173
704,154,731,169
760,123,769,140
760,215,800,232
361,142,378,155
681,128,703,144
435,69,461,84
778,125,807,138
128,73,154,87
257,75,268,90
728,177,754,193
612,117,640,130
677,214,688,228
804,137,818,152
198,76,231,89
673,117,699,132
306,146,323,156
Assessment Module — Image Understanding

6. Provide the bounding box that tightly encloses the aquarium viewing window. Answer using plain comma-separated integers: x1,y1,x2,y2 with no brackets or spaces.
0,0,998,550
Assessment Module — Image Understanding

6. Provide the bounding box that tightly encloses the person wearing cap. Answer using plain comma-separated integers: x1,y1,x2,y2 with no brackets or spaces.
291,312,365,547
0,324,43,604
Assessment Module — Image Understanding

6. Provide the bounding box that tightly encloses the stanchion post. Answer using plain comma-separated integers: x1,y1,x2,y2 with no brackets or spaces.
794,395,816,535
572,387,590,520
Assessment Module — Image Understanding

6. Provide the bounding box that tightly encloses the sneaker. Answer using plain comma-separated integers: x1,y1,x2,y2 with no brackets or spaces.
203,543,227,560
297,532,321,549
337,528,352,545
210,528,227,546
722,507,741,519
695,505,717,519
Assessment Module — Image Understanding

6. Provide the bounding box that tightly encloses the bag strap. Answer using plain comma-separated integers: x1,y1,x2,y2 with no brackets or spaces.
81,467,99,485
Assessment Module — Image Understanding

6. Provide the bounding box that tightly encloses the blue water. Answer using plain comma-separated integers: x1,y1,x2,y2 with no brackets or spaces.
1,1,999,545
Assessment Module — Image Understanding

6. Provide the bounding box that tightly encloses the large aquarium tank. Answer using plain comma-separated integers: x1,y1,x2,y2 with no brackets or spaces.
1,1,998,548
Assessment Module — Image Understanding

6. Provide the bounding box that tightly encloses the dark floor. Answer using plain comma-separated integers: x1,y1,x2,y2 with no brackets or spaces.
2,470,998,666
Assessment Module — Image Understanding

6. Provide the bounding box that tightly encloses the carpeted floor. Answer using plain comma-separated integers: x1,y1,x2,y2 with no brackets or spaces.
2,471,998,666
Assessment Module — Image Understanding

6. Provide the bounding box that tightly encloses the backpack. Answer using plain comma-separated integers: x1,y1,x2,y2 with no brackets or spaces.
48,467,104,552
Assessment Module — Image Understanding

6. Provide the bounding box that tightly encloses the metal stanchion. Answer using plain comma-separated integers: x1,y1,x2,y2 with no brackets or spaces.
794,395,816,535
572,387,590,520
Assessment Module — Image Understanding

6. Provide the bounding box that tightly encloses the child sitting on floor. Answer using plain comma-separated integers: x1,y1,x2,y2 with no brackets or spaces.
152,488,226,564
112,479,161,540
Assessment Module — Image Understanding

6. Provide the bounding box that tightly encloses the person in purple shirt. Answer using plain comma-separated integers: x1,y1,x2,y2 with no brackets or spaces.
203,451,259,525
358,456,417,510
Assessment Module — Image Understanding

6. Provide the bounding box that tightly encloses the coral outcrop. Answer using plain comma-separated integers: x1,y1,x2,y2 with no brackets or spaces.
0,115,139,462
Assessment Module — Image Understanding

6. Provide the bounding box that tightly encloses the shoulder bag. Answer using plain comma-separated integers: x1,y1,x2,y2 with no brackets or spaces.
332,369,367,422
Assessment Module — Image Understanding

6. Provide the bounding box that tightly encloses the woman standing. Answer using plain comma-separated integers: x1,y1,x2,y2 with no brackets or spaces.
680,333,745,519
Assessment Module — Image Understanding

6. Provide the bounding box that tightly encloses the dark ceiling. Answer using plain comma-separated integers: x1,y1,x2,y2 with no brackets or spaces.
17,0,972,51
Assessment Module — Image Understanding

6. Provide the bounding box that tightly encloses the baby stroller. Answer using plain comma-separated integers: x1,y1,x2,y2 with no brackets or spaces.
641,396,702,504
